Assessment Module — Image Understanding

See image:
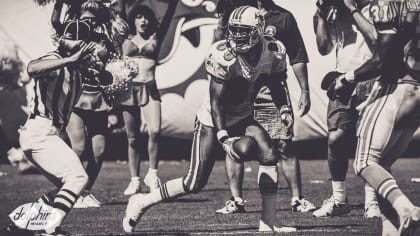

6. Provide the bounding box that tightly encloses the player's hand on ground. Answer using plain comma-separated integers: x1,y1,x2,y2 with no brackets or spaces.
222,137,241,162
298,91,311,117
70,42,95,64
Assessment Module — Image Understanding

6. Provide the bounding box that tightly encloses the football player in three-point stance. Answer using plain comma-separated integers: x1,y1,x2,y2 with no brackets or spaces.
123,6,296,233
332,0,420,235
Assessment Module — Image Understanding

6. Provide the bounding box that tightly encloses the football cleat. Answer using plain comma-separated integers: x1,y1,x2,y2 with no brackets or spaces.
216,197,246,214
258,220,297,233
143,173,161,191
82,194,101,208
291,198,317,213
123,194,150,233
73,196,88,209
398,207,420,236
124,178,141,196
312,196,351,218
364,203,381,218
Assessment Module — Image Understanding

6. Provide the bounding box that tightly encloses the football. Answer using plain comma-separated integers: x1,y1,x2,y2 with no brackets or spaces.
232,136,258,161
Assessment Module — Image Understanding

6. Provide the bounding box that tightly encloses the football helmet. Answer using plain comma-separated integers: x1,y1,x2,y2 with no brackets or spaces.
227,6,265,54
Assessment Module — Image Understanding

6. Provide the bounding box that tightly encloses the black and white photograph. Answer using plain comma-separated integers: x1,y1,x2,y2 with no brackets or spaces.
0,0,419,235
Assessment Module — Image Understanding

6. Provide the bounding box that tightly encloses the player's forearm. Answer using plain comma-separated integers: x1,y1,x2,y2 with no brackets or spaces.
51,0,64,33
209,78,226,131
313,12,333,55
351,9,377,45
27,57,74,78
292,63,310,93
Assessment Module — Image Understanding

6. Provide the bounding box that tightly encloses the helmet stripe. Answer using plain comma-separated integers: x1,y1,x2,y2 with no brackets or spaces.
231,6,249,22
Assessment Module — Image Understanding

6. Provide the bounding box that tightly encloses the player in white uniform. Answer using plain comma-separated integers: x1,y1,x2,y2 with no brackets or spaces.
332,0,420,235
123,6,296,233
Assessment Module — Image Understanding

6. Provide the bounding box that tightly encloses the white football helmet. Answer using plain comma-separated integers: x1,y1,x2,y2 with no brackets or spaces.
227,6,265,54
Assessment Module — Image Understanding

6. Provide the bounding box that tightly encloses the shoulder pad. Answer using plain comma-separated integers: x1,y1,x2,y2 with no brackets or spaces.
266,39,286,59
205,41,236,80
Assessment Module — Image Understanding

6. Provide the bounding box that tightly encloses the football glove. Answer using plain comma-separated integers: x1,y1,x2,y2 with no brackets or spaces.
222,137,241,162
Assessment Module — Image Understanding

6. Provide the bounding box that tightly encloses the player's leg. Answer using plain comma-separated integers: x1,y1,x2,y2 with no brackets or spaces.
354,82,420,235
141,94,162,190
19,120,88,234
216,156,246,214
82,110,108,207
123,120,218,233
121,105,142,195
245,119,296,232
277,139,316,212
313,99,354,217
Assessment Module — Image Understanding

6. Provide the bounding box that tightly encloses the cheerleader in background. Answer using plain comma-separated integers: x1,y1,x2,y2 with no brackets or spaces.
118,0,178,195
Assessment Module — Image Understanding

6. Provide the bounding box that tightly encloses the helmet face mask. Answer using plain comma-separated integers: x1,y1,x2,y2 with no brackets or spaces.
226,6,264,54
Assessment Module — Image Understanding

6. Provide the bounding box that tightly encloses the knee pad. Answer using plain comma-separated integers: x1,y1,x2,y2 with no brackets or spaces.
258,165,278,194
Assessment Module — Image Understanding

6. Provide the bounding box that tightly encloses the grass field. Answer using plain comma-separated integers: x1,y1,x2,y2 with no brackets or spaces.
1,158,420,236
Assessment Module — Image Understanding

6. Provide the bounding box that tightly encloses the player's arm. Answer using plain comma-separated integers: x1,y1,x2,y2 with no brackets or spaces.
210,75,227,132
51,0,64,34
28,42,95,78
313,1,335,55
344,0,377,45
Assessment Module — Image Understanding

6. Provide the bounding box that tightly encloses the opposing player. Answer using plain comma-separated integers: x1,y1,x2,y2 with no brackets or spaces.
312,0,381,218
123,6,296,233
331,0,420,234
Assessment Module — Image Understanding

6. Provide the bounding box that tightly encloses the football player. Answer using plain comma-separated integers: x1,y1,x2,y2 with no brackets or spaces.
123,6,296,233
312,0,381,218
215,0,316,215
332,0,420,235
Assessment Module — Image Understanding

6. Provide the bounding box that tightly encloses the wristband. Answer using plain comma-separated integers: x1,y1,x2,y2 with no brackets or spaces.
350,8,360,15
216,129,229,143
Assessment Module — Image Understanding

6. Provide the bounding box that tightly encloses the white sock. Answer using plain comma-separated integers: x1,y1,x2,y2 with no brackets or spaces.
147,168,158,175
332,181,346,203
392,196,414,218
131,176,140,182
364,183,378,207
233,196,244,203
143,177,186,207
258,165,278,227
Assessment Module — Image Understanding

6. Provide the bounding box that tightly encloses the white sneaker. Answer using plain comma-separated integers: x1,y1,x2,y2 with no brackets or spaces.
292,198,317,212
143,173,161,191
124,178,141,196
364,203,381,218
82,194,101,208
123,194,150,233
312,196,350,218
73,196,88,209
258,220,297,233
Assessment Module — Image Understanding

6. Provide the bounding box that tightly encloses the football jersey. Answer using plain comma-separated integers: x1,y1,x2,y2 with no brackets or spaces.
368,0,420,83
29,51,83,130
196,37,287,127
